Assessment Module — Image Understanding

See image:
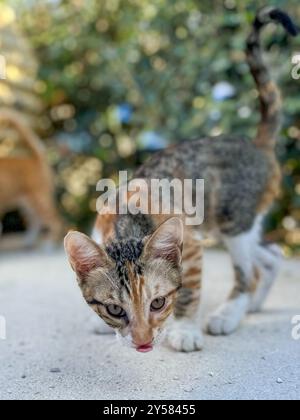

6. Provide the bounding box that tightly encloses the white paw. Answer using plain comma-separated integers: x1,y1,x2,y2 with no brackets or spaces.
167,320,204,352
88,314,114,335
207,294,249,336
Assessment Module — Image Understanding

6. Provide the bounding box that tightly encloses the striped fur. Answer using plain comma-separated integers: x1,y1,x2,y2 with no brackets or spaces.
246,7,299,148
65,8,297,351
65,217,185,350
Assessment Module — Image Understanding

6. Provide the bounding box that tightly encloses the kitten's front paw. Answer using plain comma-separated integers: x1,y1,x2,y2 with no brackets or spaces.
167,320,204,352
207,295,249,336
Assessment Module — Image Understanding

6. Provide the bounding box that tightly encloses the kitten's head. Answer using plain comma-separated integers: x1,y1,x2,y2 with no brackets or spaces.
65,217,183,352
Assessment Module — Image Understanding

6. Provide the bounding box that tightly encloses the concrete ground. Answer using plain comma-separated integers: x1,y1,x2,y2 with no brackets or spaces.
0,248,299,400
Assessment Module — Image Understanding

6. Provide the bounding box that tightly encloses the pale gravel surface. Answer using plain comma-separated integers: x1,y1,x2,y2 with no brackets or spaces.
0,248,299,400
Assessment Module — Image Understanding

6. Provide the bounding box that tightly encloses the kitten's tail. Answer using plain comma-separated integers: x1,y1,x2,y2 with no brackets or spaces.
246,7,299,149
0,107,45,159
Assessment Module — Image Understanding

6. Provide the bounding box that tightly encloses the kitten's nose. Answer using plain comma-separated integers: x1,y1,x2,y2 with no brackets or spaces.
135,342,153,353
131,326,153,352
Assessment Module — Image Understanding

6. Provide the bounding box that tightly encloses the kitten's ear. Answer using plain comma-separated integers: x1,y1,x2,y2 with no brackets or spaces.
64,231,110,279
144,217,184,266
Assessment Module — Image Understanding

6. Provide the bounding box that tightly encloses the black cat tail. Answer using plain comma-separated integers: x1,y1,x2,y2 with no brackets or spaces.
246,7,299,149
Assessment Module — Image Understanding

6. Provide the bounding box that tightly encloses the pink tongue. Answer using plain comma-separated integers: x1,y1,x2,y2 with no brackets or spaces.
136,344,153,353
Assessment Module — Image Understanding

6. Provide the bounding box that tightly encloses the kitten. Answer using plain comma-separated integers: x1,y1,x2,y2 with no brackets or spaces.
65,8,298,352
0,108,63,248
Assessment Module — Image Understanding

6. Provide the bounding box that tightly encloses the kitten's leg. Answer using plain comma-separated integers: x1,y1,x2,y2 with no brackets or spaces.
167,234,204,352
207,223,259,336
249,243,282,313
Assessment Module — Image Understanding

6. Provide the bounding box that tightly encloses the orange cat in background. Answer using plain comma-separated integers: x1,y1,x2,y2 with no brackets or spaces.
0,108,63,248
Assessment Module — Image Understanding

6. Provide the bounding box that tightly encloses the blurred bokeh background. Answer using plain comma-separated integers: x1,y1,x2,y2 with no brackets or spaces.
0,0,299,254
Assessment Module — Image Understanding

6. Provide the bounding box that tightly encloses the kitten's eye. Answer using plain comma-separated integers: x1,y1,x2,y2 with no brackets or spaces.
150,297,166,312
106,304,126,318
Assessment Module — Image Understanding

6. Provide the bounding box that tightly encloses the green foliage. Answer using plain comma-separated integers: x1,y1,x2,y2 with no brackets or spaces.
13,0,300,252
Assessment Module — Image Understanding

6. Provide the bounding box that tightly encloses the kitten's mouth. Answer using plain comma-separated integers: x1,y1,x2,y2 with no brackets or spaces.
136,343,153,353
